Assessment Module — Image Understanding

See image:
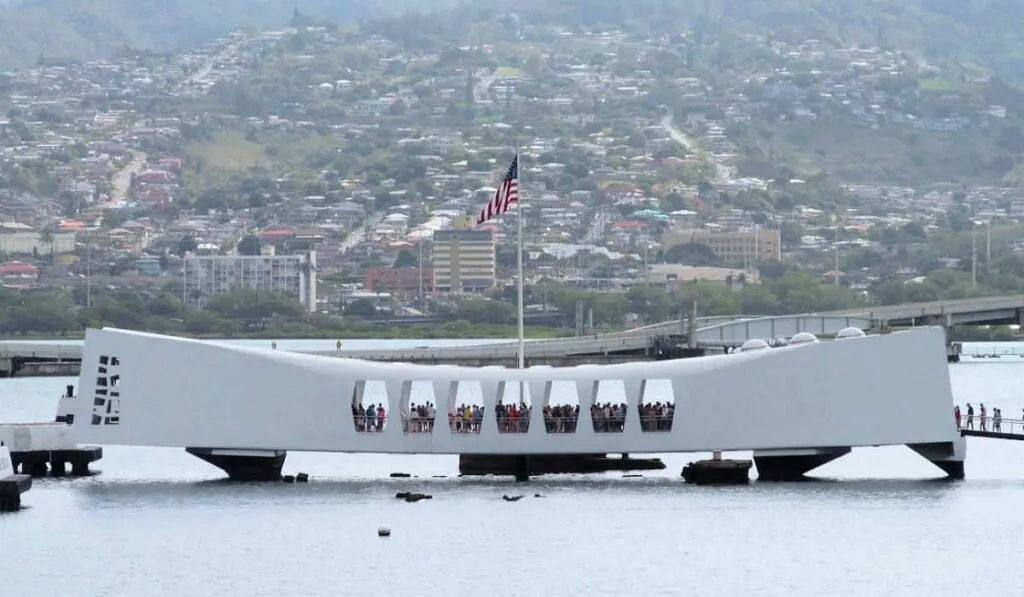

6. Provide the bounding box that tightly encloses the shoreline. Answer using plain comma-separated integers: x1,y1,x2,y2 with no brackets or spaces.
0,325,579,342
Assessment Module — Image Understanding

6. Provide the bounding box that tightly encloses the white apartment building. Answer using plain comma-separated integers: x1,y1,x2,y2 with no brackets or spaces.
182,251,317,312
0,222,76,255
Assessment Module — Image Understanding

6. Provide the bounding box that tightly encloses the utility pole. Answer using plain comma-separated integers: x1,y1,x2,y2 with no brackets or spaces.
833,218,840,286
86,234,92,308
986,220,992,272
643,231,649,287
971,224,977,289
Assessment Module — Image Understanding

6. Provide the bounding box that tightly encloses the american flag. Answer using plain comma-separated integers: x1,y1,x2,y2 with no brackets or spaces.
477,153,519,225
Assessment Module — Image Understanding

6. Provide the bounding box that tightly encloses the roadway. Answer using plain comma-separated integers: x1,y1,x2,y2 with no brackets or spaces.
823,295,1024,326
3,295,1024,367
660,113,735,184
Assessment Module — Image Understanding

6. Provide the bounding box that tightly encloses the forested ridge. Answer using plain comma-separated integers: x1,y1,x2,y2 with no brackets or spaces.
3,0,1024,79
370,0,1024,82
0,0,453,68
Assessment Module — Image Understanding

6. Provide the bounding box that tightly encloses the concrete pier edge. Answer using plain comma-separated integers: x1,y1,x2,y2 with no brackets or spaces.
459,453,666,479
752,447,853,481
186,448,287,481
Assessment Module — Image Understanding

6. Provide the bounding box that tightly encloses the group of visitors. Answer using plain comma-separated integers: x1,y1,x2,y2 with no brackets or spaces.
353,400,676,435
495,402,531,433
544,404,580,433
591,403,629,432
448,404,485,433
352,402,386,432
956,403,1016,432
404,402,437,433
639,402,675,432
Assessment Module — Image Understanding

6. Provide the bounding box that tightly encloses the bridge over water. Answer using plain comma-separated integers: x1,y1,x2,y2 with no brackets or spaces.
0,314,872,373
0,294,1021,375
960,417,1024,440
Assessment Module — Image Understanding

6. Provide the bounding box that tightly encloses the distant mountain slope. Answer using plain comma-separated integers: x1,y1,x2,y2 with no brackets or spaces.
393,0,1024,82
0,0,454,68
5,0,1024,82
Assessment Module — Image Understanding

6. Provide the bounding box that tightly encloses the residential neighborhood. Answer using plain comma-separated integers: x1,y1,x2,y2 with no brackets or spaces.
0,17,1021,337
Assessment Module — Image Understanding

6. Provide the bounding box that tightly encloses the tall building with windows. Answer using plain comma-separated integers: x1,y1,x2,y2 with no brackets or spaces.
432,229,495,293
183,251,317,312
660,228,781,263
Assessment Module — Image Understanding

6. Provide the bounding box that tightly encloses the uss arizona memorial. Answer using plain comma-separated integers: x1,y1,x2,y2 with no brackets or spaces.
64,325,966,481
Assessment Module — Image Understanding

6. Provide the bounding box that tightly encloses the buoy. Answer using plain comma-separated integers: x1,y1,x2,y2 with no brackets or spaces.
378,527,391,537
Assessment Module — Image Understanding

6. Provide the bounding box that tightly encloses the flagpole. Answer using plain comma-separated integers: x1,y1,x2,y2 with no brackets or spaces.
515,146,525,406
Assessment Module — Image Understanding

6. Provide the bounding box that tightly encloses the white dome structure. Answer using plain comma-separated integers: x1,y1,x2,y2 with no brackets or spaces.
789,332,820,345
738,338,770,352
835,327,867,340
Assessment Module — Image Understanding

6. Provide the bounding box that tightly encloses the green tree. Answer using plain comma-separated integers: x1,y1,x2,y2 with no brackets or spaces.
393,249,418,268
237,234,262,256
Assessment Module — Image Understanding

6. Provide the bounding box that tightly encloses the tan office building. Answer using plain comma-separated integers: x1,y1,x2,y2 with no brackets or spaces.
661,228,781,263
432,229,496,293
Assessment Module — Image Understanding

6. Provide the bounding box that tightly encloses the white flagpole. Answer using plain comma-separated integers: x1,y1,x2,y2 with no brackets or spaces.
515,146,526,406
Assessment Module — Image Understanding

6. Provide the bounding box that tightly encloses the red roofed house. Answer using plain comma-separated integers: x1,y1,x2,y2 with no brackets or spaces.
258,227,296,243
136,169,174,184
0,261,39,282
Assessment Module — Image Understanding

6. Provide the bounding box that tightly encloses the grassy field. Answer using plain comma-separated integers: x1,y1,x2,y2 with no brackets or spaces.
184,131,271,171
917,77,975,93
743,117,1009,185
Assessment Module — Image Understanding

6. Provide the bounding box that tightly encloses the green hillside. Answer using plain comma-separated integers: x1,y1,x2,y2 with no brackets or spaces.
4,0,1024,81
368,0,1024,83
0,0,455,68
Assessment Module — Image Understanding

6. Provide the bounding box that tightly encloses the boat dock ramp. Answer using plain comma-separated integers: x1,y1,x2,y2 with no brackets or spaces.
961,346,1024,360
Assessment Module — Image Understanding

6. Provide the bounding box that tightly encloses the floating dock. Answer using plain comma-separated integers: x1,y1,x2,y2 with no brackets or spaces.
682,454,753,485
459,453,665,478
0,385,102,478
0,444,31,511
0,423,102,477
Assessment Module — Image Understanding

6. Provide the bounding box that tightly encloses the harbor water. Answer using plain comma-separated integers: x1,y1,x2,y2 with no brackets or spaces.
2,339,1024,596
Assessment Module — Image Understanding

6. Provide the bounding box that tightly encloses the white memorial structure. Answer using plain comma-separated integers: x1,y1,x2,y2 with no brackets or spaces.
67,326,965,481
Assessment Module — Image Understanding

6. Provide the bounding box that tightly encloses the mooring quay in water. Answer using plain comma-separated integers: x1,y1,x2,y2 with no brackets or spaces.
40,325,968,483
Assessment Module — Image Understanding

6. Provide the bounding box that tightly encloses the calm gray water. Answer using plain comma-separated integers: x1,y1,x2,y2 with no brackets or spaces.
2,340,1024,596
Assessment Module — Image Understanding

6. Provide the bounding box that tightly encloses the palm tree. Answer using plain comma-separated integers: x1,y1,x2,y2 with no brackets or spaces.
38,225,56,265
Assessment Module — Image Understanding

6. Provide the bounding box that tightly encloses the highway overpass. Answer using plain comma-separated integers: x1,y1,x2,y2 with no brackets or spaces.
1,294,1020,374
821,295,1024,327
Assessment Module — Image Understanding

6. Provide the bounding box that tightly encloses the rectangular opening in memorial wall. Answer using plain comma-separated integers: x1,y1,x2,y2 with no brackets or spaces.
450,381,483,434
404,381,437,434
92,354,121,426
545,380,579,434
591,380,627,433
496,381,532,434
639,379,675,432
351,380,388,433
